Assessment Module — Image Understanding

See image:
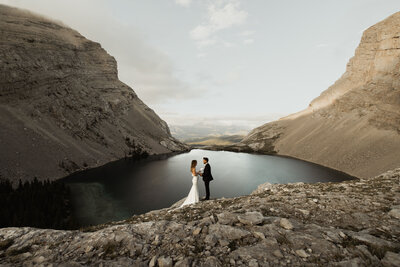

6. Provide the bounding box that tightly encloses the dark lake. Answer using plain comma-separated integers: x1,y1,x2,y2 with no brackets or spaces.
62,149,354,226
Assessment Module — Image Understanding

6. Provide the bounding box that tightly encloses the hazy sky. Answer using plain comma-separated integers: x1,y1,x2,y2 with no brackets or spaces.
1,0,400,128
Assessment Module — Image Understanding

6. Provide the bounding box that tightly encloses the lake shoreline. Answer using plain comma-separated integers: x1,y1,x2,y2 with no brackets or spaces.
0,149,191,231
61,149,355,228
197,144,360,181
0,147,357,231
59,143,358,185
59,148,192,183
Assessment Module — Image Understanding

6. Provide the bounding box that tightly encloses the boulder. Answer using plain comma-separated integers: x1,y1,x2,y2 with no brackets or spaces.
237,212,264,225
208,224,250,240
279,218,294,230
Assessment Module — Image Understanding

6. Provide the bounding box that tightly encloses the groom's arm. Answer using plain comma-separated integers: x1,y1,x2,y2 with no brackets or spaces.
204,165,210,177
209,165,213,179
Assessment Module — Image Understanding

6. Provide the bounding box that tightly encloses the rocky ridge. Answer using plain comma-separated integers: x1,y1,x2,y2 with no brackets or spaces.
0,168,399,266
0,4,188,183
240,12,400,178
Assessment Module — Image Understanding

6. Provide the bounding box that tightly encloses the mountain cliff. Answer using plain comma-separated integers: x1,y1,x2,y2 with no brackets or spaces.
0,5,188,182
242,12,400,178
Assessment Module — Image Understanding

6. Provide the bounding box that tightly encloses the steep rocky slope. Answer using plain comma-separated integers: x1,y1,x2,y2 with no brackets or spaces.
0,5,188,182
0,168,399,266
241,12,400,179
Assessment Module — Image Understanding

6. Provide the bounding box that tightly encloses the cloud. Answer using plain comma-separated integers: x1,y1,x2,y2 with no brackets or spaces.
197,52,207,58
216,68,242,85
190,0,248,47
243,38,254,45
315,43,329,48
0,0,199,105
208,1,247,30
165,113,286,128
175,0,192,7
239,30,255,36
191,25,213,41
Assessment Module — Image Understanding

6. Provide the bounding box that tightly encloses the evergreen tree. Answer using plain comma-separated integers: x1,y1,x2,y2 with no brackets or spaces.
0,178,79,229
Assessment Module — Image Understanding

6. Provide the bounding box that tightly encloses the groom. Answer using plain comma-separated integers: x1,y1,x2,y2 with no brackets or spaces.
200,157,213,200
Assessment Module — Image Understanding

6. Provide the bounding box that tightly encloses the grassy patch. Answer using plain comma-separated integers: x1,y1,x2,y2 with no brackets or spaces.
228,240,238,251
193,243,206,254
103,241,120,258
0,239,14,251
5,245,30,257
380,206,391,212
276,233,291,246
368,245,399,260
342,236,400,260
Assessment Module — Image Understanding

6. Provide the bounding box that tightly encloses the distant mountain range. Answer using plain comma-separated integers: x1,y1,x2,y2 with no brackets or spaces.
170,123,250,141
184,135,245,146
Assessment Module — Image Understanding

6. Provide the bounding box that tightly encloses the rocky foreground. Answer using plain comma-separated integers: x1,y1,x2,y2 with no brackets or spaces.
1,168,399,266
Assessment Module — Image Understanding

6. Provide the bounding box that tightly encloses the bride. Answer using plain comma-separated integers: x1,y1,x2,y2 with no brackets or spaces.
180,160,201,207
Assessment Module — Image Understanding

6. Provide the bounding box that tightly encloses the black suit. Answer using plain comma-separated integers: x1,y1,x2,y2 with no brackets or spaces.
202,163,213,199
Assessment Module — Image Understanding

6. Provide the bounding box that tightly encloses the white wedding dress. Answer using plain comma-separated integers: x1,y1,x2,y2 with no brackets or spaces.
180,169,200,207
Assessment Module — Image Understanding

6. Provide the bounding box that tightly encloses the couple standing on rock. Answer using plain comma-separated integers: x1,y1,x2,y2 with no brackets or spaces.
180,157,214,207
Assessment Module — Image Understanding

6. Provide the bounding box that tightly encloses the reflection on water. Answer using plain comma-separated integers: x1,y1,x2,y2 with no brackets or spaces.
67,183,131,226
63,149,354,226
